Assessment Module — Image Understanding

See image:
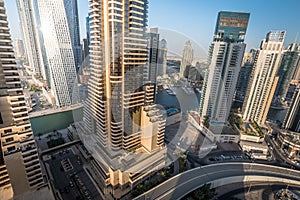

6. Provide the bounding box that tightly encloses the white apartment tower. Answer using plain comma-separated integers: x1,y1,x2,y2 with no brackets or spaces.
0,1,44,198
36,0,79,107
16,0,46,80
14,38,25,59
157,38,167,76
180,40,193,77
200,11,250,125
243,31,286,125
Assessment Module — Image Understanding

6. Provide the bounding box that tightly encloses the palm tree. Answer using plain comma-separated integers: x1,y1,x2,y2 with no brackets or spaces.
46,133,53,141
38,133,42,140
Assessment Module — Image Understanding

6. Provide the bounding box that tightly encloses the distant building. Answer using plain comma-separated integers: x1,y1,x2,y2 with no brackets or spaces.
36,0,80,107
235,49,257,101
16,0,47,80
86,15,90,47
274,43,300,102
243,31,285,125
157,39,167,76
145,28,159,84
283,84,300,132
14,38,25,59
180,40,193,77
184,62,203,85
200,11,250,125
0,1,45,198
63,0,82,71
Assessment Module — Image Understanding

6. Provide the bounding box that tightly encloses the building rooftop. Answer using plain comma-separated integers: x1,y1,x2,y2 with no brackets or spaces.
209,125,239,135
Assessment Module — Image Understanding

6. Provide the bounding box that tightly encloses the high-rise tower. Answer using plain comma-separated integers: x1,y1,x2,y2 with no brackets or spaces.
157,39,168,76
200,11,250,125
283,83,300,132
36,0,80,107
82,0,166,198
145,28,159,84
14,38,25,60
274,43,300,102
243,31,286,125
180,40,193,78
235,49,257,102
0,0,44,198
16,0,47,80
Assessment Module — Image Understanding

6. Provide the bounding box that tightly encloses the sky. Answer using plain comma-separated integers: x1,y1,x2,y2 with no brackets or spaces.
4,0,300,59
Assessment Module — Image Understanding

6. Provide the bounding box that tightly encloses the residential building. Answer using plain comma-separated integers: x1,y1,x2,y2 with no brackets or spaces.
16,0,46,80
64,0,82,71
276,130,300,159
200,11,250,125
283,83,300,132
81,0,166,198
235,49,257,101
14,38,25,59
36,0,80,107
0,1,44,198
157,39,167,76
243,31,285,125
145,28,159,84
274,43,300,102
180,40,193,78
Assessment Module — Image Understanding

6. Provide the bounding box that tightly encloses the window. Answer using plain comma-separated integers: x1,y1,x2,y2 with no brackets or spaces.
7,146,15,152
5,137,13,143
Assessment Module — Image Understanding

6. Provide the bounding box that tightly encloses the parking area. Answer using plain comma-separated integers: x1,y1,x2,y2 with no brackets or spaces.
44,147,101,200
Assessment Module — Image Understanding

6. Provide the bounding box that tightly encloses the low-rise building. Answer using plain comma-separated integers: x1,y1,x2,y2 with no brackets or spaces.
188,111,240,143
240,140,269,160
276,130,300,160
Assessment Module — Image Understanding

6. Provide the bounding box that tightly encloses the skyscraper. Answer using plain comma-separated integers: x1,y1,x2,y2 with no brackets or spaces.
14,38,25,60
16,0,46,80
283,83,300,132
157,39,168,76
200,11,250,125
243,31,286,125
36,0,79,107
180,40,193,78
0,0,44,198
235,49,257,102
81,0,166,198
64,0,82,71
274,43,300,102
145,28,159,84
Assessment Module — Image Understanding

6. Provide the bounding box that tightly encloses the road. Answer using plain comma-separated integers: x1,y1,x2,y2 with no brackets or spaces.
134,162,300,200
218,184,300,199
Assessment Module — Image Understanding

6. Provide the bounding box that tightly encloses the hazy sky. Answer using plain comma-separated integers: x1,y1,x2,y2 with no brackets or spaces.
4,0,300,58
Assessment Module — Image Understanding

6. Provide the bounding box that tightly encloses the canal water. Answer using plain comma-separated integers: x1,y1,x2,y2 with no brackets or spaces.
30,86,286,135
30,107,83,135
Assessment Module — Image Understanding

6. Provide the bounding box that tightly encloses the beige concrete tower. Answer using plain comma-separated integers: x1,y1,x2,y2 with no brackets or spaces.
81,0,166,198
0,1,45,199
243,31,286,125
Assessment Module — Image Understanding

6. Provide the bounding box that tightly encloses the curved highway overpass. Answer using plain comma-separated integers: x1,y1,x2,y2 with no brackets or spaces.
134,163,300,200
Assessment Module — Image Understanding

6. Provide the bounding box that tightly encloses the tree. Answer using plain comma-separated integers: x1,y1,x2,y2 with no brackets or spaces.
203,116,210,128
183,184,216,200
46,133,53,141
38,133,42,140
